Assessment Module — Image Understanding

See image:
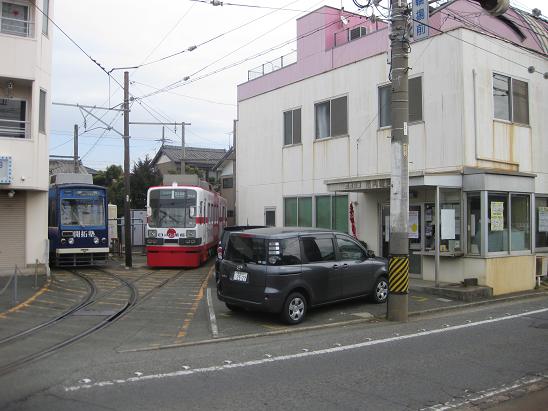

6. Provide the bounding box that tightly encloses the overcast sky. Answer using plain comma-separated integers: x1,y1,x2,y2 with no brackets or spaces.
48,0,545,170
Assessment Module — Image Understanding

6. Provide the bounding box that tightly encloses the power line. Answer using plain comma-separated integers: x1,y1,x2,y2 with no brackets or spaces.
131,82,236,106
189,0,360,15
34,3,124,90
136,17,344,100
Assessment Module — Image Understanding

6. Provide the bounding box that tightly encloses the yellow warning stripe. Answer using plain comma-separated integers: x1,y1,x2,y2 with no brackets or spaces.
388,256,409,293
176,266,213,340
0,277,52,319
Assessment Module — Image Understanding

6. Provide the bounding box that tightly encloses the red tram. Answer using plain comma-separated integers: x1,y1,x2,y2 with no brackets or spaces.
145,182,227,267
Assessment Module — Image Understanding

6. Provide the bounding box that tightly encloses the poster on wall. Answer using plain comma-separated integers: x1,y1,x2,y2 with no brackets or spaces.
539,207,548,232
490,201,504,231
441,209,455,240
408,210,419,239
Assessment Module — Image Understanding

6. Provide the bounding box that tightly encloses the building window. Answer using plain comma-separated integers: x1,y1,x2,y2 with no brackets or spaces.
42,0,49,35
315,96,347,139
488,193,509,253
265,208,275,227
283,108,301,145
511,194,530,251
227,209,234,218
467,193,481,255
284,197,312,227
536,197,548,249
315,195,348,232
379,77,422,128
222,177,233,189
493,73,529,125
1,2,31,37
39,89,46,133
349,26,366,41
0,98,27,138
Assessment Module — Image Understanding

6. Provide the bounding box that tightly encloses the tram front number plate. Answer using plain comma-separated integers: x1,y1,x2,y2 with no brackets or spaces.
232,271,248,282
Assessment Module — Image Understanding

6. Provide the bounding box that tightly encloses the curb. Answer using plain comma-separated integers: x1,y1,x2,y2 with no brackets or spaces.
117,289,548,353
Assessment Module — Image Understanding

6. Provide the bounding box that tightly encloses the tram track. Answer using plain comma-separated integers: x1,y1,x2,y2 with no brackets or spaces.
0,267,183,376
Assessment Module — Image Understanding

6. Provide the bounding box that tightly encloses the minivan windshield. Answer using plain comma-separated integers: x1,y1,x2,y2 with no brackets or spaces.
225,235,266,265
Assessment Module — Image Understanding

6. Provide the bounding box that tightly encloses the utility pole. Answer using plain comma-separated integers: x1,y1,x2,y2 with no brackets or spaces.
387,0,410,322
181,122,191,174
73,124,79,173
123,71,132,268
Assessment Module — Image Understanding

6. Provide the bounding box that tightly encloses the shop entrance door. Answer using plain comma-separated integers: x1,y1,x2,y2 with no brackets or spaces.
381,205,422,277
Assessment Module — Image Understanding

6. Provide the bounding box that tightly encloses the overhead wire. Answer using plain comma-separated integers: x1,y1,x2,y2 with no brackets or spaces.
136,17,346,100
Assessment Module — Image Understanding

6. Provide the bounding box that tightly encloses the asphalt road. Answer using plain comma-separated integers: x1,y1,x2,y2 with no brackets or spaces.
1,293,546,410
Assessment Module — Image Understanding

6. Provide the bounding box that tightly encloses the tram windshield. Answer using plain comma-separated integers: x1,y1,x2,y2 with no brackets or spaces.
149,189,197,228
61,198,105,227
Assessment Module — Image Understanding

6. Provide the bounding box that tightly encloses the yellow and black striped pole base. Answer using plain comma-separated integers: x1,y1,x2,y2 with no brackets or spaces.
388,255,409,294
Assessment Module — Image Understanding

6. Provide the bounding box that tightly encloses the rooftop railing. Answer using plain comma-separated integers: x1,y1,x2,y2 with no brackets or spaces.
247,50,297,81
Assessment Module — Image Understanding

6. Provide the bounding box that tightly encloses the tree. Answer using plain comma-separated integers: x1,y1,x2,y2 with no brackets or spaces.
93,165,124,216
130,155,162,209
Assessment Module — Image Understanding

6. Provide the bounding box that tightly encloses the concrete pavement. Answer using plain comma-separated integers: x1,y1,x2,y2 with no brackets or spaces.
1,254,547,351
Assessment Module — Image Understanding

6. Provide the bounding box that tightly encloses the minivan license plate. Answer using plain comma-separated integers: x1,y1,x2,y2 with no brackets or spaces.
232,271,248,282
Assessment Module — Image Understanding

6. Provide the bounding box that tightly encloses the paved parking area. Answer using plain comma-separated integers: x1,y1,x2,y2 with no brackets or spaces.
3,256,546,353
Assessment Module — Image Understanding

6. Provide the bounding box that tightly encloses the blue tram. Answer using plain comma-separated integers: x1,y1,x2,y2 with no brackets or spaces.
48,174,109,266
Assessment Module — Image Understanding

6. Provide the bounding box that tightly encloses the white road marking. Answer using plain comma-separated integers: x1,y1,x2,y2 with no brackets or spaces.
206,288,218,338
63,307,548,392
423,374,547,410
436,298,452,302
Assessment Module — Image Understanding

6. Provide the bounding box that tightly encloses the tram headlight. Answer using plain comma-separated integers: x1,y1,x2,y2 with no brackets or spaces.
93,237,100,245
101,237,107,244
68,237,75,245
186,230,196,238
148,230,157,238
61,238,66,245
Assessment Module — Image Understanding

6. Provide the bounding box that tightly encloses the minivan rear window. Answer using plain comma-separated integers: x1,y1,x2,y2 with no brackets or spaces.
268,238,302,265
225,235,266,265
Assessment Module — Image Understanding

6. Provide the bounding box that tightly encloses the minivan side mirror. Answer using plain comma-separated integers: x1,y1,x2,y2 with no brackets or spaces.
366,249,376,258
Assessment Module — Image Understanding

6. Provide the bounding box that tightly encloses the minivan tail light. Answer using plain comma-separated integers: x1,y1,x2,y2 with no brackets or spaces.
217,246,223,259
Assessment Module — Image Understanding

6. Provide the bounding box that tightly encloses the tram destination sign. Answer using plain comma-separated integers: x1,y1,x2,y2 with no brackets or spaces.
0,156,12,184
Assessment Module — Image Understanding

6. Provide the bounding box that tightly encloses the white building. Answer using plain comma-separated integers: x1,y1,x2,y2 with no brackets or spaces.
0,0,53,274
236,1,548,295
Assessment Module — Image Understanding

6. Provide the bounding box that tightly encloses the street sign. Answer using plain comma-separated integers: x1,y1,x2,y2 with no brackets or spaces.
0,156,12,184
412,0,429,40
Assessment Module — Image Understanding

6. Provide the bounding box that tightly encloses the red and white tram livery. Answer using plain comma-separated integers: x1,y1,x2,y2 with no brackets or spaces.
145,183,227,267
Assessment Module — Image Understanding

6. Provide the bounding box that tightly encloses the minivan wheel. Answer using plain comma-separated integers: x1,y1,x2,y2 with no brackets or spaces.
372,277,388,303
225,303,241,311
281,292,307,325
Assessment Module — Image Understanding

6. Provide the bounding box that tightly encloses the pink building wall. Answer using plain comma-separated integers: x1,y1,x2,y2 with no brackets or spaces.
237,1,547,103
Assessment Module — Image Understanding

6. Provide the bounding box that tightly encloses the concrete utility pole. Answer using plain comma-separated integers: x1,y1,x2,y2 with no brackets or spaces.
387,0,410,322
123,71,132,268
73,124,79,173
181,122,191,174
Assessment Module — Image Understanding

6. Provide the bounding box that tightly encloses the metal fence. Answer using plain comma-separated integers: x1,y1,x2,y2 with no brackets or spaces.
0,119,30,139
247,50,297,81
0,261,41,308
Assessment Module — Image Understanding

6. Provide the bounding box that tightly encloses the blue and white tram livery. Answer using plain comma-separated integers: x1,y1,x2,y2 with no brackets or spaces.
48,174,109,266
146,181,227,268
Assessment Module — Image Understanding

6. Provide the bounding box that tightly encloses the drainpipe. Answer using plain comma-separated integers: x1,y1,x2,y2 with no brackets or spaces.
472,69,479,162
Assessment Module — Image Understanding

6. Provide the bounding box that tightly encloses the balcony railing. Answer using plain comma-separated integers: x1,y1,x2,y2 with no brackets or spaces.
0,16,34,37
0,119,30,139
248,50,297,81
